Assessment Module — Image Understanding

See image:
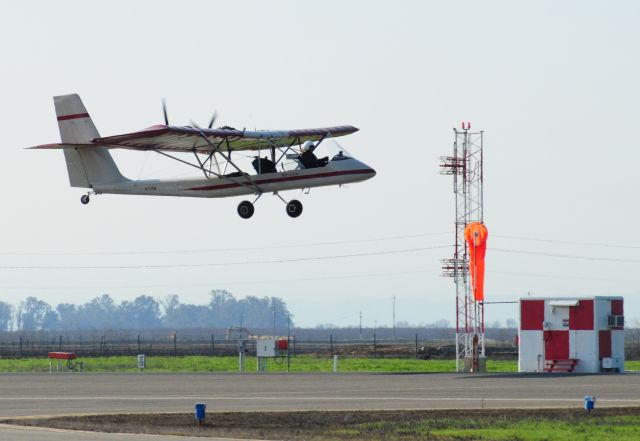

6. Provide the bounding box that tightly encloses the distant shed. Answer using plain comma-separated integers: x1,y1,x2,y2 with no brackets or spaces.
518,296,624,373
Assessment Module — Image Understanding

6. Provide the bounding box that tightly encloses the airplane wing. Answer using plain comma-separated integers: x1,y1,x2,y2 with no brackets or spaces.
87,124,359,153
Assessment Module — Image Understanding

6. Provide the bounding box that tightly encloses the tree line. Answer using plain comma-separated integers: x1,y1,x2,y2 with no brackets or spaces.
0,290,293,331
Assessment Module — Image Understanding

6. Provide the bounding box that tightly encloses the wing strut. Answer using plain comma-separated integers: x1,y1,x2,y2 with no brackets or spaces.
151,148,258,194
193,127,262,194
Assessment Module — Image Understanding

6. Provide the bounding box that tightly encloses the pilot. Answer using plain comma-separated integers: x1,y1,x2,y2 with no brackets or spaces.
299,142,329,168
251,156,276,174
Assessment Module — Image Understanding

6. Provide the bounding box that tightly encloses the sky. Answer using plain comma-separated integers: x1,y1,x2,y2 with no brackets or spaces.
1,0,639,328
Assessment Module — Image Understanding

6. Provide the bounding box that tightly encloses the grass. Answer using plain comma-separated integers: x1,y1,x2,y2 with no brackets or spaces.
0,355,517,373
346,415,640,441
1,356,637,373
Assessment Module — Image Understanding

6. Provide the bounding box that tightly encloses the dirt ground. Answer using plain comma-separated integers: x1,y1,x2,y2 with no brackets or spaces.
3,407,640,440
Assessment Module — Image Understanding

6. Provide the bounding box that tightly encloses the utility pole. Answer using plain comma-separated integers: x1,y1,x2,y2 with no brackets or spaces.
287,313,291,372
272,298,276,337
359,311,363,340
392,296,396,339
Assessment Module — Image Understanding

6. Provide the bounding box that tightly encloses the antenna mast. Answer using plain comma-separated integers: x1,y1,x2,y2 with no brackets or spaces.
440,122,485,372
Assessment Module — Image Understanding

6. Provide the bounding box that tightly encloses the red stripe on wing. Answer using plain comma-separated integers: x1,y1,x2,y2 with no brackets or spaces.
57,113,90,121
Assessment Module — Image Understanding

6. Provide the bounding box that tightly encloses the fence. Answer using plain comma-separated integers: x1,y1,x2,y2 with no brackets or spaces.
3,328,639,359
0,327,519,359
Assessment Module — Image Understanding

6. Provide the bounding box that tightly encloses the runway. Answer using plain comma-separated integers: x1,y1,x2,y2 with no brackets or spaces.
1,372,640,416
1,372,639,439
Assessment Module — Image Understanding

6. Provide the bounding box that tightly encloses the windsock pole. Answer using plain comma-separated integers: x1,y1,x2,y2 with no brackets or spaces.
440,125,486,372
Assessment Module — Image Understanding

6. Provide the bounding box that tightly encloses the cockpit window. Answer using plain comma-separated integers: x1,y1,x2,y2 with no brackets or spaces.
331,151,352,161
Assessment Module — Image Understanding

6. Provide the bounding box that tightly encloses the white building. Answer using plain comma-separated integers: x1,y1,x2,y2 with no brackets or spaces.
518,296,624,373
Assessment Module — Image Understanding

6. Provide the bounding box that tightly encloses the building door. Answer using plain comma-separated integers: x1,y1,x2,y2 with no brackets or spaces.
544,330,569,360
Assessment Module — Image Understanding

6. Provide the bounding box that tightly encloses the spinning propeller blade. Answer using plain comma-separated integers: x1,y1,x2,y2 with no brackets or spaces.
207,111,218,129
162,99,169,126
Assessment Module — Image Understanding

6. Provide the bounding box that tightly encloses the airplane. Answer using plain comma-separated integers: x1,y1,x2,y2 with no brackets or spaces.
30,94,376,218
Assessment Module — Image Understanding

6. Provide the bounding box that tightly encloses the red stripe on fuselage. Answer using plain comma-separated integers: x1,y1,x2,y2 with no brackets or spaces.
185,168,375,191
57,113,90,121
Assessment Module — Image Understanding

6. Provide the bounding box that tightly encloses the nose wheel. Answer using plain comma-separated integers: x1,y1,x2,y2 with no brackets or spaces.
237,200,255,219
80,194,90,205
286,199,303,218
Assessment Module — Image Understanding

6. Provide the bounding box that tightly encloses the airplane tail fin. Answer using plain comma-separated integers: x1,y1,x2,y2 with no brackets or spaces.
54,94,127,188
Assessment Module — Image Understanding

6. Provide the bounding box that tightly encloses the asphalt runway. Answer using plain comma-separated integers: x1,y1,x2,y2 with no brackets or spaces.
1,372,639,440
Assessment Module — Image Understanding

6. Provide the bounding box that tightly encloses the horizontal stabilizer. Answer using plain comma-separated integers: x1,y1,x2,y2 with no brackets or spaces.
27,143,96,150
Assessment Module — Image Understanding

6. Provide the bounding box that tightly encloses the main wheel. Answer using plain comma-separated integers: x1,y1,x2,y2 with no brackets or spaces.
80,194,90,205
286,199,303,218
237,200,254,219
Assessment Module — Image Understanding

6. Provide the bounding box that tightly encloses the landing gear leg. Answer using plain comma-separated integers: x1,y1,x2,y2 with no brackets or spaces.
80,194,90,205
286,199,303,218
237,200,255,219
274,192,304,218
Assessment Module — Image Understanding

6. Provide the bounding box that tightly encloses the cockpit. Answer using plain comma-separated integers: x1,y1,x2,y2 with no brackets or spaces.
250,140,358,175
331,151,352,161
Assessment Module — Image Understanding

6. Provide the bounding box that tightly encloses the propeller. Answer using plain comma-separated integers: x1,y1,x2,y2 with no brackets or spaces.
163,98,218,130
162,99,169,126
207,111,218,129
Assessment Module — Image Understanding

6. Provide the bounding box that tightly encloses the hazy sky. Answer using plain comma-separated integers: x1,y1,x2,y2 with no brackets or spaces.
1,1,639,328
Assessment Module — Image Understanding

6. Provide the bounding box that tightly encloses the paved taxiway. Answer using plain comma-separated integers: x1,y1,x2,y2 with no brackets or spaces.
1,372,638,439
1,372,639,416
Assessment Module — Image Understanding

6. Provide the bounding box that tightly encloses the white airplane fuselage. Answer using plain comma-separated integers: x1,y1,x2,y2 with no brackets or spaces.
93,157,375,198
35,94,376,217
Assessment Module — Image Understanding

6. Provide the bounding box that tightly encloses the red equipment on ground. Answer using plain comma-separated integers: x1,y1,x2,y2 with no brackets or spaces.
47,352,83,372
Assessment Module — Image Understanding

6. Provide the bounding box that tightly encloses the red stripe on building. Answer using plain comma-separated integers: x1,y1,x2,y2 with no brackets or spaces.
185,169,375,191
57,113,90,121
569,300,594,330
520,300,545,330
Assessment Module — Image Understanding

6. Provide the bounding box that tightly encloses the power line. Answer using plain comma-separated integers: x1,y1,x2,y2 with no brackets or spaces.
5,267,636,291
0,245,450,270
492,247,640,263
2,231,638,258
0,232,450,257
0,269,435,291
493,234,640,250
489,269,640,283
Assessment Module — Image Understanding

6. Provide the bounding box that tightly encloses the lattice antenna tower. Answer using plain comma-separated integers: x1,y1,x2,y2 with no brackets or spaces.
440,123,485,372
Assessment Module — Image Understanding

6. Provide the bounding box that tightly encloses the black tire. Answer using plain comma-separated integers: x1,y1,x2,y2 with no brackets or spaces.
286,199,303,218
80,195,90,205
237,200,254,219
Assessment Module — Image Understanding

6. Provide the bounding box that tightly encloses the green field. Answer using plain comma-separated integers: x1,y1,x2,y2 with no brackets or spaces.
333,414,640,441
1,356,638,373
0,356,518,373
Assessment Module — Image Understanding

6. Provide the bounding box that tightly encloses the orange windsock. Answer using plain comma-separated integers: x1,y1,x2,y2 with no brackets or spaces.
464,222,488,302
